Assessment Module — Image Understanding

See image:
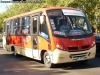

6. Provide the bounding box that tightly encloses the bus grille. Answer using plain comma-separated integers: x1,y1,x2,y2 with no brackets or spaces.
67,45,89,52
69,52,88,60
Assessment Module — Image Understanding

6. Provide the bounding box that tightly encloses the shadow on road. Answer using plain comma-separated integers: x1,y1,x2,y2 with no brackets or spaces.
0,54,68,75
0,53,100,70
0,44,100,75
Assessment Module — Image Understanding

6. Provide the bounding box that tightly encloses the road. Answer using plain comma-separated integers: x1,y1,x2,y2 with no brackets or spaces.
0,41,100,75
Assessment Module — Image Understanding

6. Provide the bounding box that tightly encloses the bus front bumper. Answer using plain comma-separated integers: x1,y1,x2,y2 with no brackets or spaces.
50,45,96,64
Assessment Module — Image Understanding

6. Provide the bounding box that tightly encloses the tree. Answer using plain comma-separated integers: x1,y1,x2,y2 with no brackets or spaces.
0,0,100,33
68,0,100,27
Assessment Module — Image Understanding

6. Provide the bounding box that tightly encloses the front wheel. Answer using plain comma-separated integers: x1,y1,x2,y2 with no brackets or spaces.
43,52,54,68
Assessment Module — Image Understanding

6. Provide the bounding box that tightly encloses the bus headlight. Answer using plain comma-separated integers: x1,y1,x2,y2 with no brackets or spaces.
56,44,65,50
91,41,95,47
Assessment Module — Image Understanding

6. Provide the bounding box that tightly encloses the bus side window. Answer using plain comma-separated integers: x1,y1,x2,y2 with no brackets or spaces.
6,21,10,35
21,16,30,35
17,18,21,35
3,22,6,35
40,14,49,39
13,18,21,35
25,16,30,34
10,20,14,35
21,17,26,34
33,17,37,34
13,19,17,35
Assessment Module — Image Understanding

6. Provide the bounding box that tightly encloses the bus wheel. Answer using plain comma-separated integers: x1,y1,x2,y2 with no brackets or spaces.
13,48,18,56
43,52,54,68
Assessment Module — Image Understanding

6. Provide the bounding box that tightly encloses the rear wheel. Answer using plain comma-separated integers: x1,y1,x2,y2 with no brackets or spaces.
13,48,18,56
43,52,54,68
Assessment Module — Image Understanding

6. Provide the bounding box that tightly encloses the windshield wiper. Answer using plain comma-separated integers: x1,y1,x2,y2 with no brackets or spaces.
77,25,88,35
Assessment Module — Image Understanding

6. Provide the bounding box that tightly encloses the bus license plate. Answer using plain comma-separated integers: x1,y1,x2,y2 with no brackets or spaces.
77,57,84,60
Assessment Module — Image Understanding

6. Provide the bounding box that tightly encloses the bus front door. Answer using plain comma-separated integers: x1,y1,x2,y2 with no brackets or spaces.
31,15,40,60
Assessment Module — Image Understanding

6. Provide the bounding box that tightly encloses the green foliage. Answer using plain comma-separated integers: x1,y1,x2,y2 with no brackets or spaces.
68,0,100,30
57,0,74,7
0,0,100,33
46,0,56,6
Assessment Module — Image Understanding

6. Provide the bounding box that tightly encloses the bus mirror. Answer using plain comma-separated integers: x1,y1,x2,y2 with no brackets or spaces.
40,16,44,24
40,15,46,25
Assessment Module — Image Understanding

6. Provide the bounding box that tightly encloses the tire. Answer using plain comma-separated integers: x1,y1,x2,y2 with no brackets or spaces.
43,52,54,68
13,48,18,57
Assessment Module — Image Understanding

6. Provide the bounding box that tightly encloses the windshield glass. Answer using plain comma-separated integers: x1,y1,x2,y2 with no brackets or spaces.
47,9,92,37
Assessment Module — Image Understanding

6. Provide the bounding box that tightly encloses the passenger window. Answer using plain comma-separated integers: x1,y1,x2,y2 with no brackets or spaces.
21,17,25,25
21,16,30,35
3,22,6,35
13,18,21,35
22,26,30,35
10,20,14,35
14,19,18,26
13,27,17,35
33,17,37,34
25,16,30,25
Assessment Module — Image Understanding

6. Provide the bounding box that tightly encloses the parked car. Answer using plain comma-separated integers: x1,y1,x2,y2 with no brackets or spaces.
94,33,100,55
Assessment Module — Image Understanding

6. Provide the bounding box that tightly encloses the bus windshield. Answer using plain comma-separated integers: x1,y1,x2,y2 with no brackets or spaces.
47,9,92,37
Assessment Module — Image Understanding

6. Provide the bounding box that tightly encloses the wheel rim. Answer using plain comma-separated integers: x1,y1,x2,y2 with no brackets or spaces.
14,50,16,56
44,53,51,67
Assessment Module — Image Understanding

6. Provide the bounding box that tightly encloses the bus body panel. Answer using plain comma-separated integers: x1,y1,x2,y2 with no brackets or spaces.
38,36,51,51
51,45,96,64
9,35,32,48
8,35,52,59
52,35,95,52
21,36,32,48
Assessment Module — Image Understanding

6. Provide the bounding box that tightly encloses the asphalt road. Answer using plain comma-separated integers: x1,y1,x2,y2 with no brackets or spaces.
0,41,100,75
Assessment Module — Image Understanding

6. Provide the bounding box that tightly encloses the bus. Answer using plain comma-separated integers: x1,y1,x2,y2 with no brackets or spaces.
2,7,96,68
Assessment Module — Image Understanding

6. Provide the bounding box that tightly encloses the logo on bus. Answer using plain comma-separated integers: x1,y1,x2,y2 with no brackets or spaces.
78,46,82,50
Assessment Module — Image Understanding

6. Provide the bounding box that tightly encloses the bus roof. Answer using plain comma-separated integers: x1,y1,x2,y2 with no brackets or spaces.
4,7,79,21
42,7,79,10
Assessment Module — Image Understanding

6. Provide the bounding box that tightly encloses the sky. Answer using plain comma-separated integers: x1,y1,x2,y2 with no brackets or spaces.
0,2,12,13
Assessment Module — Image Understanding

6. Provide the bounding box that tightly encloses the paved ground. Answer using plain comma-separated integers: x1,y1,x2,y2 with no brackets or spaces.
0,41,100,75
